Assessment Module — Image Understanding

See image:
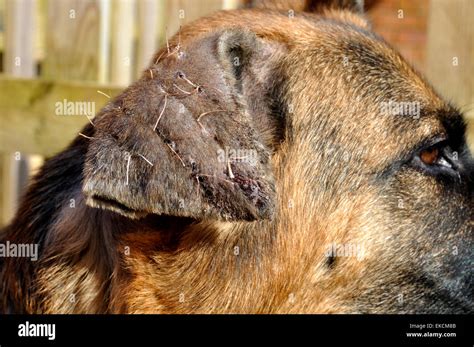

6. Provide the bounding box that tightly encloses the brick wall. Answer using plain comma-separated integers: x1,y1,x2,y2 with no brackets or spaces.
367,0,429,72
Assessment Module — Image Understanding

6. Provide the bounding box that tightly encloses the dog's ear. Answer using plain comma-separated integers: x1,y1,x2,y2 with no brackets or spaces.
82,29,276,221
245,0,365,13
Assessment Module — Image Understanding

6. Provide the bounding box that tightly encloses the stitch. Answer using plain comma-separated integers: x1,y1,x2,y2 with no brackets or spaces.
78,133,94,140
97,90,111,99
166,143,186,167
196,110,229,130
165,27,170,54
125,153,131,186
137,153,154,166
172,83,193,95
153,94,168,131
154,50,166,65
85,116,95,126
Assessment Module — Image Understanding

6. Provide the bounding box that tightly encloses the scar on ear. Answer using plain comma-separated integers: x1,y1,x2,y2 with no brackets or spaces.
197,173,235,186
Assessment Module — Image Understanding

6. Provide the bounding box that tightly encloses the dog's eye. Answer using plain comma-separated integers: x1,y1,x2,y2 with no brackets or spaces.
420,147,439,166
415,141,456,172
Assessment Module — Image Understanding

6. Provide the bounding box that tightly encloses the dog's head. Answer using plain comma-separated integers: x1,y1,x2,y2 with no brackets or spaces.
82,0,473,312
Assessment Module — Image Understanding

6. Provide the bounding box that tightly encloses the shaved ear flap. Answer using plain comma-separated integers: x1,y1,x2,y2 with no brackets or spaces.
82,29,276,221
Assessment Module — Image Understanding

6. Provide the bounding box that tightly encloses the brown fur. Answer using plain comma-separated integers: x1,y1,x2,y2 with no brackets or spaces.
1,0,472,313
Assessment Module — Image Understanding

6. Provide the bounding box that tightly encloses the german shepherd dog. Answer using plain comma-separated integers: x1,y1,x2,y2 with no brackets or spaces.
1,0,473,313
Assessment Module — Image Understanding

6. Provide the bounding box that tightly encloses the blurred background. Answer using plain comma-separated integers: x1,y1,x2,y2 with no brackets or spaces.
0,0,472,226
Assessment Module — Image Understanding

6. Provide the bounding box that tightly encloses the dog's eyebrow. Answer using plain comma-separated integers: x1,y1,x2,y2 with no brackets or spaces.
375,132,445,180
438,108,467,149
399,107,466,154
376,107,467,180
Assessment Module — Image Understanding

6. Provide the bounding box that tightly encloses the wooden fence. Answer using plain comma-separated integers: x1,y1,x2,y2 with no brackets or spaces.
0,0,241,225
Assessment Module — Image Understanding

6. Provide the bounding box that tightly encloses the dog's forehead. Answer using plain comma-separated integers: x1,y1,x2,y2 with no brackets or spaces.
285,21,461,166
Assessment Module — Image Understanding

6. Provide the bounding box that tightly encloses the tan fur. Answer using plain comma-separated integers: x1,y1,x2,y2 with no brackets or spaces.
111,8,470,313
1,1,472,314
